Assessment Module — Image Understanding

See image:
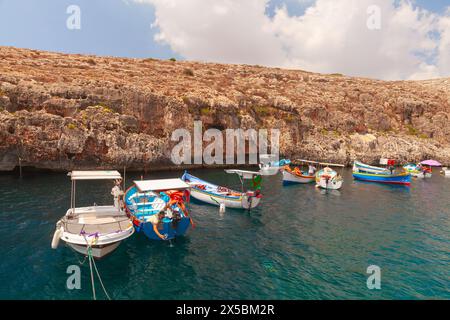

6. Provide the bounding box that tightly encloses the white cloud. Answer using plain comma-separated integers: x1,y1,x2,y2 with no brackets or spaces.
136,0,450,80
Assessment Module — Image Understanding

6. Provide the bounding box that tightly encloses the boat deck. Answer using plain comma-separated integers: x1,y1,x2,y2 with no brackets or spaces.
63,206,131,235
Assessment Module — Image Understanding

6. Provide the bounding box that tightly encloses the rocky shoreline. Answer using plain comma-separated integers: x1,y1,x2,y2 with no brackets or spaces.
1,46,449,172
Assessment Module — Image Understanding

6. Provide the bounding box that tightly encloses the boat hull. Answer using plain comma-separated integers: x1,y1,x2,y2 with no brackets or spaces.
282,170,315,185
67,242,121,259
136,217,191,241
316,177,343,190
259,166,280,176
352,172,411,185
190,188,261,209
409,171,432,178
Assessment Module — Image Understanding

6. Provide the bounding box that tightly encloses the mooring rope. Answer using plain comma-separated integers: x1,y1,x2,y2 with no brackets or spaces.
87,247,96,300
82,233,112,301
89,249,111,300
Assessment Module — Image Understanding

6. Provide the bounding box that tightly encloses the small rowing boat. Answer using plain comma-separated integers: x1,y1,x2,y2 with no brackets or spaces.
282,160,318,185
181,170,262,210
124,178,192,241
403,163,432,178
315,163,344,190
353,161,411,186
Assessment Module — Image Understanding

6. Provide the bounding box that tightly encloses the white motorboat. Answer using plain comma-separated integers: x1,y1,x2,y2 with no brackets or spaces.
51,170,134,258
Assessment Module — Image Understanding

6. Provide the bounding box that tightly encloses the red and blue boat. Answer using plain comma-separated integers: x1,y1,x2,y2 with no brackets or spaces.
124,178,193,241
352,161,411,186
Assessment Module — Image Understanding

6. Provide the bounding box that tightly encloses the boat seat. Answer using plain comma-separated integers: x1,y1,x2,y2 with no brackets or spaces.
78,216,117,224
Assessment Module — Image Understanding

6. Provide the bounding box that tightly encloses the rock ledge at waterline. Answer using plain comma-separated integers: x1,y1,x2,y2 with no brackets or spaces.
0,46,449,171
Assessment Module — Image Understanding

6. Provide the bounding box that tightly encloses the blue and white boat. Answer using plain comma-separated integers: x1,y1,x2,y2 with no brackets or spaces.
181,170,262,210
124,178,192,241
353,160,390,174
353,161,411,186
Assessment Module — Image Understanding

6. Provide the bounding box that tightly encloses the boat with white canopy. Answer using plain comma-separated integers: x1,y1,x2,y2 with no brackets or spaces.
315,163,344,190
51,170,134,258
124,178,192,241
181,170,262,210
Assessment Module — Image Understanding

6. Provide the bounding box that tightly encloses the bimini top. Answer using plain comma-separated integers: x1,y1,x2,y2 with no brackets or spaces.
68,170,122,180
225,169,261,179
295,159,319,164
318,163,345,168
134,178,190,192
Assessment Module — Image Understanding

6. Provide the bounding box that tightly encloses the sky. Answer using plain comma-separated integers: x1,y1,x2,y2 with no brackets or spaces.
0,0,449,80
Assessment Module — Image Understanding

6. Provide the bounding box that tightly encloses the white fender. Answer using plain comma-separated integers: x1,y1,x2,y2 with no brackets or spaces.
219,203,226,214
51,226,63,249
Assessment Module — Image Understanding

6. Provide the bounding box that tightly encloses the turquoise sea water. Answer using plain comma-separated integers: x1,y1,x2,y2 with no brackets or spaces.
0,168,449,300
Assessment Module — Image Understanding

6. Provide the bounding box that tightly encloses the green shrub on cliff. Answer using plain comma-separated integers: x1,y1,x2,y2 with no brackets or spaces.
169,58,177,62
406,125,418,136
200,107,211,116
254,106,270,116
67,123,77,130
95,103,114,113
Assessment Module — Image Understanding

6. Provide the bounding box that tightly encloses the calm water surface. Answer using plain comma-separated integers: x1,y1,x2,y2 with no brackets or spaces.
0,169,449,299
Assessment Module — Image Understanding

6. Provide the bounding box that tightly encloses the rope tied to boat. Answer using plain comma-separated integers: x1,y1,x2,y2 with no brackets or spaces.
80,234,112,301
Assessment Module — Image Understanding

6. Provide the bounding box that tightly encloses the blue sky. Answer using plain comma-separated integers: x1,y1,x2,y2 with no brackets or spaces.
0,0,177,58
0,0,449,79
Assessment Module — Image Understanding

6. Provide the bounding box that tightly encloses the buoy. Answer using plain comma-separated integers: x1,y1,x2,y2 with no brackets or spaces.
51,226,63,249
219,203,226,214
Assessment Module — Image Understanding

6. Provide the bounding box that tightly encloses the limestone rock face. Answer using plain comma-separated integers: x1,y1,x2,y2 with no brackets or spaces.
0,46,449,171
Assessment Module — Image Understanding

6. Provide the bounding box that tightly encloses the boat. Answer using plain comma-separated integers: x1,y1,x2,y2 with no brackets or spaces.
181,170,262,210
403,163,432,178
441,167,450,176
353,160,390,174
51,171,134,258
353,161,411,186
281,160,318,185
258,154,281,176
124,178,192,241
315,163,344,190
258,155,291,176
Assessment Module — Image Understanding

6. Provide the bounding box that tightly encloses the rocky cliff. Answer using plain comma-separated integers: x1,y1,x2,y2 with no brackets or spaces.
0,46,449,171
